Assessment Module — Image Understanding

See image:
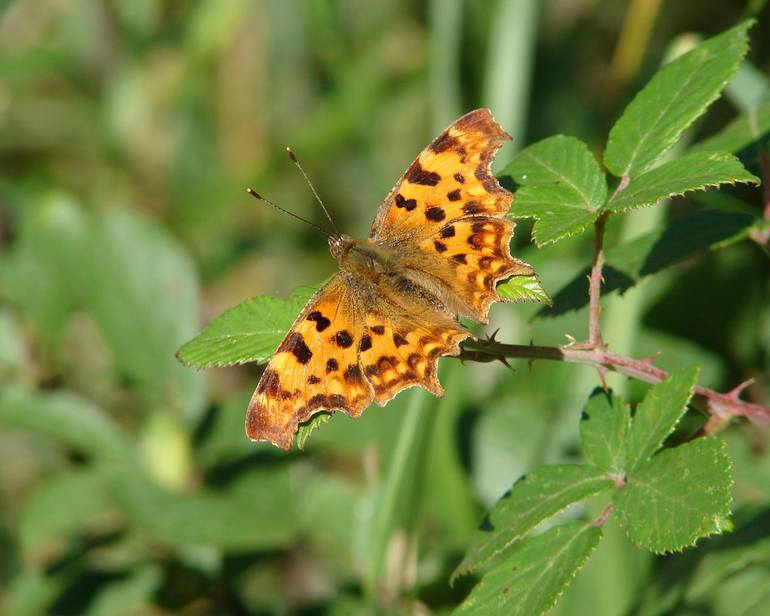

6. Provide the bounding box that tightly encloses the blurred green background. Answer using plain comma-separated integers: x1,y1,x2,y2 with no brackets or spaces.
1,1,769,614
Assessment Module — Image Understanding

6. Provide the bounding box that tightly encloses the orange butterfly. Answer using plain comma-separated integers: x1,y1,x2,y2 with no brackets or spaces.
247,109,533,450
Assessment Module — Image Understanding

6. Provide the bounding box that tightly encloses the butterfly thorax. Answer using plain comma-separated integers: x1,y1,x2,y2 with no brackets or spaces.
328,234,396,276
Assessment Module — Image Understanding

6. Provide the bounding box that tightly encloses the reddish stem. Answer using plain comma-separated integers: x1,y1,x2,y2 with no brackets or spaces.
458,340,770,426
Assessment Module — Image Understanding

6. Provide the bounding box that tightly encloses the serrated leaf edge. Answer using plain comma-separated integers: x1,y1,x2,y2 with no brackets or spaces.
450,468,612,582
616,437,734,554
605,163,760,215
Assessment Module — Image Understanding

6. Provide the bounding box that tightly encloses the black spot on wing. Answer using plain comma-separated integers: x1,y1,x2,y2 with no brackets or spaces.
440,225,455,238
359,334,372,352
395,193,417,211
257,369,281,395
463,201,483,215
279,332,312,364
393,332,408,347
407,161,441,186
306,310,330,332
425,207,446,222
334,330,353,348
431,130,460,153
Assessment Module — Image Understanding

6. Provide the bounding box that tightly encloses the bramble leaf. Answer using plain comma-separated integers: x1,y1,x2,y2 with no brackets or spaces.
615,437,733,553
497,273,552,305
538,210,756,318
603,151,759,214
502,135,607,245
454,522,602,616
626,366,699,474
604,21,753,178
176,286,317,368
580,388,630,475
691,100,770,153
452,465,612,580
295,413,332,449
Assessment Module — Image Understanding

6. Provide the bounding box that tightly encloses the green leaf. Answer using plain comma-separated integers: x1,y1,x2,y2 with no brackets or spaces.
538,210,756,318
177,285,317,368
18,469,110,559
691,100,770,153
454,521,602,616
108,468,297,551
85,208,204,420
85,565,163,616
502,135,607,245
614,437,733,553
452,465,612,580
626,366,699,474
684,508,770,602
2,193,88,347
604,21,754,178
295,412,332,449
496,273,552,305
0,385,133,462
580,388,630,476
604,151,759,214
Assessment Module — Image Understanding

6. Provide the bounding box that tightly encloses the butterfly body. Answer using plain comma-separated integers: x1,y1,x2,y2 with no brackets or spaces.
247,109,535,450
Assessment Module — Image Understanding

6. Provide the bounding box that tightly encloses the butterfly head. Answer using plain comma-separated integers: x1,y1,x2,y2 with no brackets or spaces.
328,234,355,262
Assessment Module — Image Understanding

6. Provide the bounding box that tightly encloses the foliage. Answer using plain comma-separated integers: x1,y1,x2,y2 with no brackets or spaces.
1,4,769,615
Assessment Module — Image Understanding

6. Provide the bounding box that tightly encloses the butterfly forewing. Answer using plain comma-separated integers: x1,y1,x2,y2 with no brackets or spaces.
369,108,532,322
246,275,373,450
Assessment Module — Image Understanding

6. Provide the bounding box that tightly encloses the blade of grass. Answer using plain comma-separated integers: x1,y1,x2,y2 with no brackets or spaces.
428,0,464,132
482,0,539,166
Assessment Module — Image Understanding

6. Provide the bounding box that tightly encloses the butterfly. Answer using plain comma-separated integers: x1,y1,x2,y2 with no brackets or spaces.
247,108,534,450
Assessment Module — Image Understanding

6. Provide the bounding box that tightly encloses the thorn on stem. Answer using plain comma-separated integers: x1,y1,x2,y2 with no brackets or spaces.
726,378,756,401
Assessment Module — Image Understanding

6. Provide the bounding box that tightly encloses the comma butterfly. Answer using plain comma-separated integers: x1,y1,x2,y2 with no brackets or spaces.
247,108,534,450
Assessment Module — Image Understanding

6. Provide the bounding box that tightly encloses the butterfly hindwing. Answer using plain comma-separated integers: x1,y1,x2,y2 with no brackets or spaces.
359,292,469,405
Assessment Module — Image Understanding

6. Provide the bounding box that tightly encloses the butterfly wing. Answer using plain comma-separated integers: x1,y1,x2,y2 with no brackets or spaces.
245,274,373,450
246,270,471,449
358,284,470,405
369,108,534,323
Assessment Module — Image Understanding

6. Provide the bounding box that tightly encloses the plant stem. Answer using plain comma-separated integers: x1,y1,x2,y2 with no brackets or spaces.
587,212,608,349
458,339,770,425
762,151,770,221
750,151,770,246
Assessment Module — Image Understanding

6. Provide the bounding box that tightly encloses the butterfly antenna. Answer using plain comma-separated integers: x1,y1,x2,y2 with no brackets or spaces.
286,147,340,235
246,189,333,238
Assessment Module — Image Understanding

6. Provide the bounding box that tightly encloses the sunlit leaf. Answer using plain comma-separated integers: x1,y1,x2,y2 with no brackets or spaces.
177,286,317,368
604,151,759,214
691,100,770,153
496,273,552,305
502,135,607,245
626,366,699,474
454,522,602,616
604,21,753,177
453,465,612,580
615,437,733,553
580,388,630,476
